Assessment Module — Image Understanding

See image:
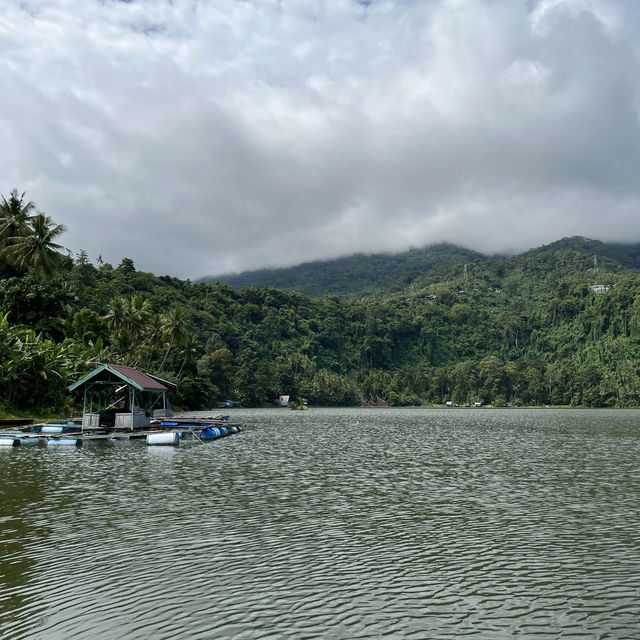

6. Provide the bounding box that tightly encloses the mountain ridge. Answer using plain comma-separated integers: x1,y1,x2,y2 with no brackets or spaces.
200,236,640,297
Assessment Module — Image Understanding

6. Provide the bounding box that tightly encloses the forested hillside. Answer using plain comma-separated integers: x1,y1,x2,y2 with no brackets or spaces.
203,235,640,297
202,243,484,296
3,189,640,414
528,237,640,270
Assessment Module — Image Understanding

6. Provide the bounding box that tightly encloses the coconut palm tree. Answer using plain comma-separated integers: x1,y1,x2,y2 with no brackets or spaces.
144,314,165,369
0,189,36,243
104,296,128,341
2,213,68,276
176,332,197,379
124,295,151,341
158,306,190,374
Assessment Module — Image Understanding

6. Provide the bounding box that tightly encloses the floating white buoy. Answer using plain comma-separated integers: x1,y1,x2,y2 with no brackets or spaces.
41,425,64,433
146,432,179,446
47,438,81,446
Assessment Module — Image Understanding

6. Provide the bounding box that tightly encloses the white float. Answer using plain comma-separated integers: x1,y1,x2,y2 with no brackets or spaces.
146,432,179,446
41,425,64,433
46,438,81,446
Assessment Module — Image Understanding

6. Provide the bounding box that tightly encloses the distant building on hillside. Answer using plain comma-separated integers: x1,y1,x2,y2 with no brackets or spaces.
590,284,610,293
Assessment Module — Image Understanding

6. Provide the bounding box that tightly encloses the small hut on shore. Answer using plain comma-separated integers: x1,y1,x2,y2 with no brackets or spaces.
68,364,177,430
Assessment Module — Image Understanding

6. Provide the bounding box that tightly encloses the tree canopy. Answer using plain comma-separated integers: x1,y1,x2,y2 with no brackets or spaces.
3,189,640,414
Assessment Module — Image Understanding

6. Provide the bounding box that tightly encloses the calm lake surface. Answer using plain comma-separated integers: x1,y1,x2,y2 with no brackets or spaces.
1,408,639,639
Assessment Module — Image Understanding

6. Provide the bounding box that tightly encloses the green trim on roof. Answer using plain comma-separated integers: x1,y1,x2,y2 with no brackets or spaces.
68,364,153,393
68,364,111,392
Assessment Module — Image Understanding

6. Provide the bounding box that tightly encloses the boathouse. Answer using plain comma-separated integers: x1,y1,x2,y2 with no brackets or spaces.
68,364,177,430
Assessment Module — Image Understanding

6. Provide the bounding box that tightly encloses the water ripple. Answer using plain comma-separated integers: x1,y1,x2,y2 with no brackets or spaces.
1,408,639,638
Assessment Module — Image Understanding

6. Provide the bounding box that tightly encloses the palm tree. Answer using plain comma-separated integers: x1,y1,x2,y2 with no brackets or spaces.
144,314,165,369
0,189,36,243
124,295,151,341
1,190,37,273
104,296,128,340
158,307,190,374
3,213,68,276
103,294,154,360
176,333,197,379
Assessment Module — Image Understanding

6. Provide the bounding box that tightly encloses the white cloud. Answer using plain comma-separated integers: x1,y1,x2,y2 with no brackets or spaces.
1,0,640,279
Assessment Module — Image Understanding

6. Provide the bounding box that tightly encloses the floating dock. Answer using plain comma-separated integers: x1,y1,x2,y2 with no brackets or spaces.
0,417,243,448
2,365,244,448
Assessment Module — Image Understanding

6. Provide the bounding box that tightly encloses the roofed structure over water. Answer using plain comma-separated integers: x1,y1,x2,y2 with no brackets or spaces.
68,364,177,430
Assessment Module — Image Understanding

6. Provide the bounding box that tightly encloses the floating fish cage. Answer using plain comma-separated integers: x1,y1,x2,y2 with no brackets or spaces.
0,418,243,449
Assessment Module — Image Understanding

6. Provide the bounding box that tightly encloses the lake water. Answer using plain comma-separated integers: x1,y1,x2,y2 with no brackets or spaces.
1,408,639,639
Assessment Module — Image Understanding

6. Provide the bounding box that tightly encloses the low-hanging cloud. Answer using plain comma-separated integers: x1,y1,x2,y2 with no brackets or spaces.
2,0,640,279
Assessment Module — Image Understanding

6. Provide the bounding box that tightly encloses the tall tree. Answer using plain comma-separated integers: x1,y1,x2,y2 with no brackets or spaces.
0,189,35,243
124,294,151,341
158,307,190,374
104,296,127,340
3,213,68,276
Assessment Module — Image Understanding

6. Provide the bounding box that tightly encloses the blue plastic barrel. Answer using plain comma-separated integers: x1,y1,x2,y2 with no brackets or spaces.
204,427,222,439
219,427,229,437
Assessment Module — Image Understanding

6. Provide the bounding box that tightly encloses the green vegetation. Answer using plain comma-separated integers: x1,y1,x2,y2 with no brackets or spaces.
3,189,640,414
203,243,484,297
202,236,640,298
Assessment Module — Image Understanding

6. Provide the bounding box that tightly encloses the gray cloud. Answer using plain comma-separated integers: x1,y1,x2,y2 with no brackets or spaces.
1,0,640,278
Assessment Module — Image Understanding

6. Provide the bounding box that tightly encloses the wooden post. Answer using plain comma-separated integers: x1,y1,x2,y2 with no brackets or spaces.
82,384,87,434
131,388,135,430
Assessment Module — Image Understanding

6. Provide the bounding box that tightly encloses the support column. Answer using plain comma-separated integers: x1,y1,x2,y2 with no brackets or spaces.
131,388,135,430
82,384,87,434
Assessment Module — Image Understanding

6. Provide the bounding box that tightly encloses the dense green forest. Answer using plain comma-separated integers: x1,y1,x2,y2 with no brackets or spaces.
203,243,485,296
203,236,640,298
3,189,640,415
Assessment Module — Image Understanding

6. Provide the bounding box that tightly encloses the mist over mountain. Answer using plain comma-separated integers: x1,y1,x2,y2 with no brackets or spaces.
526,237,640,270
201,237,640,297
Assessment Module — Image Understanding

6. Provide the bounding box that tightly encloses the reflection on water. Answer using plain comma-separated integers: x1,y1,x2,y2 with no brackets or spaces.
1,408,639,639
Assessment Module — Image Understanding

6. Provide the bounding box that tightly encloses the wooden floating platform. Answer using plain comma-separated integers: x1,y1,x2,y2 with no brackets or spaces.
0,418,34,427
0,418,244,447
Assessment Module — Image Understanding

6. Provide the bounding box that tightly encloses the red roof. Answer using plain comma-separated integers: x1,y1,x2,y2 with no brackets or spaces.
109,365,171,391
68,364,176,393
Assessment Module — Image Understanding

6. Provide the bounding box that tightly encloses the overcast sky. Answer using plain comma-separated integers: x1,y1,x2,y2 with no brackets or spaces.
2,0,640,279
